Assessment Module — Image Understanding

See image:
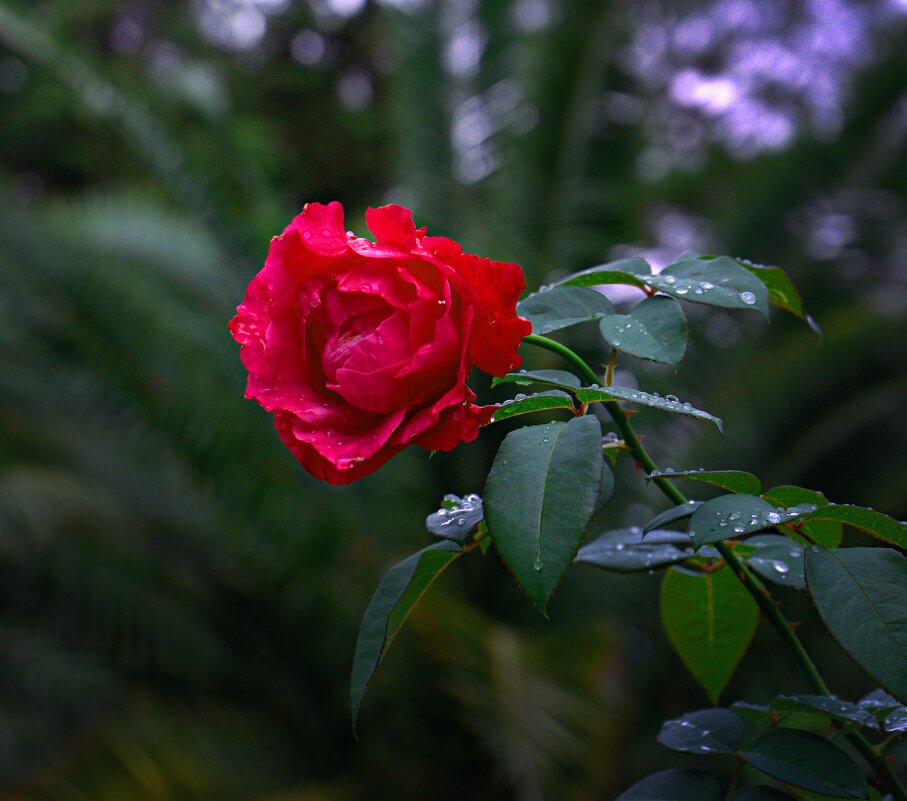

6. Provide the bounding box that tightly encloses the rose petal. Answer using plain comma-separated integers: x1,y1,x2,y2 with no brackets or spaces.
290,404,406,465
284,201,350,258
333,300,460,413
452,252,530,376
418,238,530,375
338,264,418,310
394,305,476,449
366,204,424,244
274,410,402,485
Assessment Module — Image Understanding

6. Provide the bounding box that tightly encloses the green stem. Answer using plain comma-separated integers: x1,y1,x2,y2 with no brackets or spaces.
523,334,601,385
522,334,907,800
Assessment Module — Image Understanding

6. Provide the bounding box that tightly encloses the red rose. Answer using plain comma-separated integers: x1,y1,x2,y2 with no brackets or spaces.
229,202,530,485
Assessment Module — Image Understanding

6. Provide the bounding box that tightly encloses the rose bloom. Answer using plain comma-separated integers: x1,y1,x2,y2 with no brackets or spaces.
229,202,530,484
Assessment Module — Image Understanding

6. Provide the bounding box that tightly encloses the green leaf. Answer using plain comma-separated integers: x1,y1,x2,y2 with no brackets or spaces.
425,493,483,543
616,770,721,801
575,528,693,573
492,369,581,390
858,691,907,733
769,695,879,729
884,707,907,733
805,547,907,704
798,505,907,549
688,495,819,550
484,416,604,613
657,708,746,754
858,689,902,720
651,469,763,496
746,536,806,590
644,501,701,534
351,541,463,725
648,256,770,317
729,786,801,801
599,296,688,367
660,565,759,703
561,255,772,317
487,390,576,423
560,256,652,290
516,286,615,334
730,701,771,724
574,387,723,433
596,460,615,511
739,729,867,798
734,257,820,333
762,486,842,548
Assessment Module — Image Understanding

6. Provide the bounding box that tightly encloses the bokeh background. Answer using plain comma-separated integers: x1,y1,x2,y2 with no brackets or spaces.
1,0,906,798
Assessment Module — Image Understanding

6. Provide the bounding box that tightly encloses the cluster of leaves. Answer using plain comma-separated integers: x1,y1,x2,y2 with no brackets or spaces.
618,690,906,801
351,254,907,797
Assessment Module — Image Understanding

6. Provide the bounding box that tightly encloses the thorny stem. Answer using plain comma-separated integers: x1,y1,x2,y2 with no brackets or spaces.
523,334,907,800
604,348,618,386
523,334,601,385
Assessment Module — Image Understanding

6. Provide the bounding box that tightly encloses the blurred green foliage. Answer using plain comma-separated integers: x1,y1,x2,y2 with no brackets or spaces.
0,0,905,798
